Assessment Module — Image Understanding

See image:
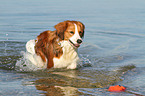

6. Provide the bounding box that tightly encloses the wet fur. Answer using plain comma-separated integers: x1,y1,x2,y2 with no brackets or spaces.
26,20,85,69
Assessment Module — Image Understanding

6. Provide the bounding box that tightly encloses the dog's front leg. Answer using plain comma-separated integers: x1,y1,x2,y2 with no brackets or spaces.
67,62,77,69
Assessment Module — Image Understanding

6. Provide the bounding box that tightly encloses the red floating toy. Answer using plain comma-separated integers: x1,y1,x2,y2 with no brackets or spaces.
108,85,126,92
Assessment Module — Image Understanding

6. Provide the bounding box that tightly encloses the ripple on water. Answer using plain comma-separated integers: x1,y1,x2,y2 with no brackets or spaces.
0,41,141,95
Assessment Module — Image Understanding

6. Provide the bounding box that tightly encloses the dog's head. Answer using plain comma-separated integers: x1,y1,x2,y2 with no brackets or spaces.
55,20,85,48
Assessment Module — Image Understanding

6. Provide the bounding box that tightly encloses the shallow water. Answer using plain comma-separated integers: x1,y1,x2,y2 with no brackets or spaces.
0,0,145,95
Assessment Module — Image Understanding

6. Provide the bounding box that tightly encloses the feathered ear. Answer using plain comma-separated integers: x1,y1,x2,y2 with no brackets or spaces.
77,21,85,38
54,21,68,40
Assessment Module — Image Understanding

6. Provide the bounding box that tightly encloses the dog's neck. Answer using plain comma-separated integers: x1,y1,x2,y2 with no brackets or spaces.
53,40,79,69
60,40,78,59
60,40,77,50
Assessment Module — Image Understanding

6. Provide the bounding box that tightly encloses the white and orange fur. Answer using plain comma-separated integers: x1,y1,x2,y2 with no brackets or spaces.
25,20,85,69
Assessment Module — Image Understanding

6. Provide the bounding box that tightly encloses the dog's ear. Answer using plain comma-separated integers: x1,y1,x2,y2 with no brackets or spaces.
77,21,85,38
54,21,68,40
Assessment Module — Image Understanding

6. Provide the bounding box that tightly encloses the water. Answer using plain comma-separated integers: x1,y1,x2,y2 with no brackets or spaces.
0,0,145,95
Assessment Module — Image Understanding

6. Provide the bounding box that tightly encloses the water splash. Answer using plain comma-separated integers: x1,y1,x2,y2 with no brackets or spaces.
15,52,92,72
79,54,92,68
4,34,9,55
15,51,45,72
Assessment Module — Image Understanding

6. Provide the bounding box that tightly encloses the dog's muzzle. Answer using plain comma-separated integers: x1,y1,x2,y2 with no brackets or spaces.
69,39,82,48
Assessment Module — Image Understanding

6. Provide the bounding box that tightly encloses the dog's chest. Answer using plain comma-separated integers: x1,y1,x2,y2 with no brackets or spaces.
53,41,79,68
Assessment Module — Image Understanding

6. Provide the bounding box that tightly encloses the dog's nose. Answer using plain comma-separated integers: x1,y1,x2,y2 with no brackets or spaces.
77,39,82,44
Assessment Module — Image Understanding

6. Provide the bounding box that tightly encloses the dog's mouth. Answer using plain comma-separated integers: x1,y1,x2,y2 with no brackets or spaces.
69,39,80,48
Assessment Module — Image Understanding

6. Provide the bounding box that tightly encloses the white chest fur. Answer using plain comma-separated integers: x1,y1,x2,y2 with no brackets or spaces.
53,41,79,69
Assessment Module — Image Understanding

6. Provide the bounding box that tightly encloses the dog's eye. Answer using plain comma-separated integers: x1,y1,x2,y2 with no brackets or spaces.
70,31,74,34
79,31,82,34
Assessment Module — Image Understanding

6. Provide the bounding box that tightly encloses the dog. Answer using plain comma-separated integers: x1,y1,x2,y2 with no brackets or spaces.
25,20,85,69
